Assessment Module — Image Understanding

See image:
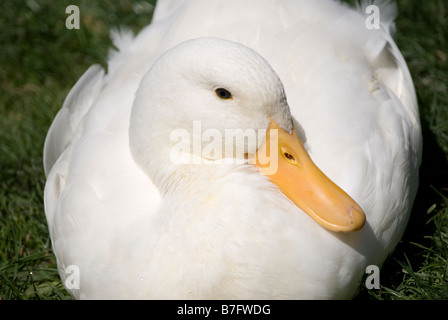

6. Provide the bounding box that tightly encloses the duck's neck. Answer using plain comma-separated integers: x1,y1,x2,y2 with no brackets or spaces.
154,161,253,198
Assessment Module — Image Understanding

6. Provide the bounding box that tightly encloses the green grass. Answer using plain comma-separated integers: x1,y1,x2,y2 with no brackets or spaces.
0,0,447,300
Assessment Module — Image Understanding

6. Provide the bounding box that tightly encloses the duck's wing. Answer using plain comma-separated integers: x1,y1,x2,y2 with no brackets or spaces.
43,27,161,297
43,65,105,176
278,0,423,263
43,64,106,235
365,13,422,159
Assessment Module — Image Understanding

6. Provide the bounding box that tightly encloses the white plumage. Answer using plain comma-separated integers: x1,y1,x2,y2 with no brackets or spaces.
44,0,422,299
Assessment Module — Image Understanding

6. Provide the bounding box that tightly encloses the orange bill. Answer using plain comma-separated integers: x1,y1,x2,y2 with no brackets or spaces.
249,120,365,232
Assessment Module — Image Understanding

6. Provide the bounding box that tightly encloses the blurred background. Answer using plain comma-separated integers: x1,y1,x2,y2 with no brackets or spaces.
0,0,446,299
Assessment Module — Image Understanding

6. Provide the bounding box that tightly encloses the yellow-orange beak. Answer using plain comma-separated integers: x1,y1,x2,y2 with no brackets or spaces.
249,120,365,232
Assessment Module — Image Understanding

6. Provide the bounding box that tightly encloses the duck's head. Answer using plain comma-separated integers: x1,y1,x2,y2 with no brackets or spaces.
130,37,365,232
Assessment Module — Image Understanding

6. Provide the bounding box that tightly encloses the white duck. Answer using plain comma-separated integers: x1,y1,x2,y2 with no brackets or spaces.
43,0,422,299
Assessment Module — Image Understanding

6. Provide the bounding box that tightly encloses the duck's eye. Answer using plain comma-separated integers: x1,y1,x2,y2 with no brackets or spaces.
215,88,232,100
283,152,296,163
